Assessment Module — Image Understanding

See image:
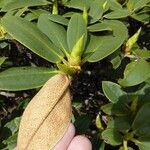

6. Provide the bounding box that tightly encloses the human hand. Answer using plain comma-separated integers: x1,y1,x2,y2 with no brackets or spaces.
54,123,92,150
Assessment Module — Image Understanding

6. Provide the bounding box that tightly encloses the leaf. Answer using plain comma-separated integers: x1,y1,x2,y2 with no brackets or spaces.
118,60,150,87
101,102,130,116
38,14,69,55
0,0,12,9
108,0,122,10
137,137,150,150
134,49,150,59
85,20,128,62
0,57,7,66
4,117,21,135
89,0,106,23
132,103,150,137
1,16,64,63
65,0,92,10
2,133,17,150
1,117,20,149
133,0,150,11
104,9,130,19
67,14,87,53
1,0,49,12
48,14,69,26
0,67,58,91
110,55,121,69
102,81,128,103
127,0,150,11
107,116,131,132
24,9,49,21
88,23,112,32
24,13,37,21
101,103,114,115
131,13,150,22
102,128,123,146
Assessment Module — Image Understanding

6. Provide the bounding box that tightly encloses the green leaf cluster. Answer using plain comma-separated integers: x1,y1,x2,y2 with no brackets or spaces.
100,81,150,150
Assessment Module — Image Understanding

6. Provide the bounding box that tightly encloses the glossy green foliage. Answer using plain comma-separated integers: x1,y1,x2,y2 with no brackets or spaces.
102,81,128,103
1,117,21,150
132,103,150,137
0,67,58,91
1,0,49,12
119,60,150,87
1,16,64,63
102,128,123,146
104,9,130,19
101,81,150,149
48,14,69,26
38,13,69,55
85,20,128,62
0,1,150,149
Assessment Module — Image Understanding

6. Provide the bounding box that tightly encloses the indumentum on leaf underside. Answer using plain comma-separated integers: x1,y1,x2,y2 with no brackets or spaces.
0,0,150,150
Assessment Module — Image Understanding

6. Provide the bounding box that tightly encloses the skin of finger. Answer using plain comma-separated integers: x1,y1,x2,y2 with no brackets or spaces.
67,135,92,150
53,123,75,150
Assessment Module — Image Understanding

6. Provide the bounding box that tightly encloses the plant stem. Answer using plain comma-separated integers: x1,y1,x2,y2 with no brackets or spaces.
52,0,58,14
123,140,128,150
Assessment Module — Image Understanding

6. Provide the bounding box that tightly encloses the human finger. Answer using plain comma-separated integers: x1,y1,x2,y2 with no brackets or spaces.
53,123,75,150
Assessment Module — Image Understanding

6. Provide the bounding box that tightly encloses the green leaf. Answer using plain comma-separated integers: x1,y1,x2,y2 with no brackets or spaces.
88,23,112,32
0,57,7,66
48,14,69,26
0,67,58,91
108,0,122,10
110,55,121,69
102,128,123,146
85,20,128,62
102,81,128,103
67,14,87,53
1,0,49,12
137,137,150,150
132,103,150,137
65,0,92,10
107,116,131,132
101,102,130,116
89,0,107,23
38,14,69,55
131,13,150,22
104,9,130,19
118,60,150,87
24,9,49,21
0,0,10,9
134,49,150,59
4,117,21,135
127,0,150,11
2,133,17,150
24,12,37,21
134,0,150,11
101,103,114,115
1,16,64,63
